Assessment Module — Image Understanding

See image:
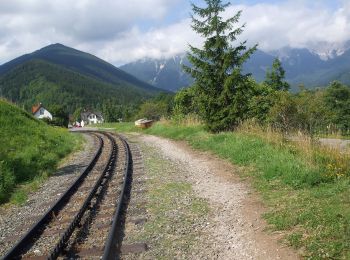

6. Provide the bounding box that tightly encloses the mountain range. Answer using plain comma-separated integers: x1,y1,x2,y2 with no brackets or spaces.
2,42,350,113
120,56,193,92
0,44,164,113
120,46,350,92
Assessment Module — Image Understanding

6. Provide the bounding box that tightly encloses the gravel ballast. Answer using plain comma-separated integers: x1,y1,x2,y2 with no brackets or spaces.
0,133,96,256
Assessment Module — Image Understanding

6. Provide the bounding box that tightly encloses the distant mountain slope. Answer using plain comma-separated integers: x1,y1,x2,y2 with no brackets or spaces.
242,50,275,82
0,60,152,112
0,59,154,113
120,47,350,92
120,55,193,92
0,43,168,114
0,43,160,93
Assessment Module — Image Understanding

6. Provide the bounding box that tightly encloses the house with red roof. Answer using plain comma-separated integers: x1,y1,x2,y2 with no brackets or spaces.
32,103,53,120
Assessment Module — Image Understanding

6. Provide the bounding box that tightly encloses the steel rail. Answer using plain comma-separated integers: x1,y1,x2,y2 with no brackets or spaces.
102,134,132,260
2,133,103,260
48,132,117,259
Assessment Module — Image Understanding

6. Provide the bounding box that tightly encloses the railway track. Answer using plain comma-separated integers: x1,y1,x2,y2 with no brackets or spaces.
1,131,135,259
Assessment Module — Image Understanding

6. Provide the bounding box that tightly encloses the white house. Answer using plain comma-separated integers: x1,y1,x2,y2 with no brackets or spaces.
32,103,53,120
81,111,104,125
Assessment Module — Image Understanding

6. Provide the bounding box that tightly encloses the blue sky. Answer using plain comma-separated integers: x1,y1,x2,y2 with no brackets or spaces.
0,0,349,65
158,0,342,26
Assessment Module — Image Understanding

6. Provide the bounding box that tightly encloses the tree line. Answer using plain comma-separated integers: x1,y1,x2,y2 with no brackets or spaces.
0,59,152,126
136,0,350,135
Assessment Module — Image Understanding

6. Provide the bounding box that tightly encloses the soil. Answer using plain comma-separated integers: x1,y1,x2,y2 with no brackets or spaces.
136,133,299,260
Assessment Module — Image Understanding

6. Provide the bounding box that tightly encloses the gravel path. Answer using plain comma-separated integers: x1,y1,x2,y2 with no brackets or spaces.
318,138,350,152
0,133,96,257
138,134,299,260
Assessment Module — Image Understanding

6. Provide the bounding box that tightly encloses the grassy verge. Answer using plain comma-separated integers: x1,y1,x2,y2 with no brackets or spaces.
0,99,82,204
126,141,209,258
100,122,138,132
108,121,350,259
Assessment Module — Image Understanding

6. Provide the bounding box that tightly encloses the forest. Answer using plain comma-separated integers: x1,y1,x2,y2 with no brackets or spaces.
0,59,155,125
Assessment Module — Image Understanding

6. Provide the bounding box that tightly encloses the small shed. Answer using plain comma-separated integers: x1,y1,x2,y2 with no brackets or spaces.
135,119,153,129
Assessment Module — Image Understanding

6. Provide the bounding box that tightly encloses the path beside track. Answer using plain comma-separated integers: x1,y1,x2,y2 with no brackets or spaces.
127,133,300,259
319,138,350,152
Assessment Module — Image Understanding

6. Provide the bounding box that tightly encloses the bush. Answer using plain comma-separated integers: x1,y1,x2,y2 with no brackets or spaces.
47,104,69,127
137,101,169,120
267,91,299,132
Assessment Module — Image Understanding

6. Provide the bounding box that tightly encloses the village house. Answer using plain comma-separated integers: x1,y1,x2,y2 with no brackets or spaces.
81,111,104,125
32,103,53,120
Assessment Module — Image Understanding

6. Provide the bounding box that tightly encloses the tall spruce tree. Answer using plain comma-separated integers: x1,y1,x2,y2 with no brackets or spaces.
264,58,290,91
183,0,257,132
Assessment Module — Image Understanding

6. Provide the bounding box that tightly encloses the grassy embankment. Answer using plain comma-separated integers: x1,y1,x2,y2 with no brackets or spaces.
102,121,350,259
0,99,81,204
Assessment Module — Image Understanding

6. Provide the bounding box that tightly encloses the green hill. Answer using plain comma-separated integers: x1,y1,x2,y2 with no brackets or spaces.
0,59,154,113
0,43,160,93
0,99,77,203
0,44,166,116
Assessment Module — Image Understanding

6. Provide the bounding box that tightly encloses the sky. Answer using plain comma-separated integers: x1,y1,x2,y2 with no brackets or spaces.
0,0,350,66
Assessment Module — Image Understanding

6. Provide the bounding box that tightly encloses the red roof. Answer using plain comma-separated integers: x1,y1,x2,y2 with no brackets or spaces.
32,103,42,114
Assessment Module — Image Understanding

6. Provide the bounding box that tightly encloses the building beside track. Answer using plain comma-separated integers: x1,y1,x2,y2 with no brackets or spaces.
32,103,53,120
81,111,104,125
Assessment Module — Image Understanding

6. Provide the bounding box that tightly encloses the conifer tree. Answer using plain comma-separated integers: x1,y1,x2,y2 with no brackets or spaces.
183,0,257,132
264,58,290,91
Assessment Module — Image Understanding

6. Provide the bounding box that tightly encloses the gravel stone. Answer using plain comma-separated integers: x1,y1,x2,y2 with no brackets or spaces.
0,133,96,257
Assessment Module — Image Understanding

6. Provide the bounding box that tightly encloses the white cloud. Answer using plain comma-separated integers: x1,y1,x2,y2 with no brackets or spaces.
98,1,350,65
1,0,350,65
0,0,181,64
93,20,202,65
235,2,350,51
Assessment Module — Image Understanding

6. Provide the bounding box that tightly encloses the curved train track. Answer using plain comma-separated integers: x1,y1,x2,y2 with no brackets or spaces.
2,131,133,260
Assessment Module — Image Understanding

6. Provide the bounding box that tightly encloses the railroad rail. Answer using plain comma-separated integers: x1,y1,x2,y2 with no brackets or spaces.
1,131,133,260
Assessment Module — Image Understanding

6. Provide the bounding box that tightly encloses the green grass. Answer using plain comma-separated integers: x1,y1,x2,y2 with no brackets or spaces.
100,122,138,132
0,99,81,204
109,121,350,259
126,142,209,258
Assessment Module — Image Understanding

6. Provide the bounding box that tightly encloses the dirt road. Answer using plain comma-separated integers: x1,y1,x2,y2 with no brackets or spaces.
132,133,299,259
318,138,350,152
